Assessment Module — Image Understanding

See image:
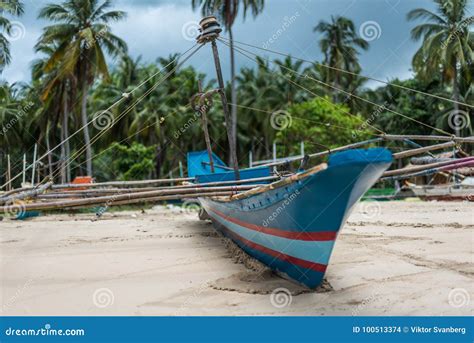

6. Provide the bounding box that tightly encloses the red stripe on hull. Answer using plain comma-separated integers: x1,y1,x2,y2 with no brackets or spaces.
207,210,328,273
207,206,337,241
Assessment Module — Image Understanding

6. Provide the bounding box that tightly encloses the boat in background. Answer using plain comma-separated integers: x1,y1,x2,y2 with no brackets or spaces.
189,147,393,288
408,177,474,201
187,150,272,185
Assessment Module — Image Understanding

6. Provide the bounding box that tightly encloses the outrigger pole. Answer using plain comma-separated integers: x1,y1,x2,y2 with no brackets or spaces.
196,16,240,180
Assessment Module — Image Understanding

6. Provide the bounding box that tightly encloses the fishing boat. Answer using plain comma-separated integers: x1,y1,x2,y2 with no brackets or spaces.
3,15,470,291
408,178,474,201
190,147,393,288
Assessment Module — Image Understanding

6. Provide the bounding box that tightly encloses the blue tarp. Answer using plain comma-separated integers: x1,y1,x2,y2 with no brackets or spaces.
187,150,271,184
187,151,229,177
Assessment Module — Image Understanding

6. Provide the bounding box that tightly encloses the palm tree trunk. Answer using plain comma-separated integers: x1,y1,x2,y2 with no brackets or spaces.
60,121,66,184
155,123,167,178
452,60,461,137
62,90,71,182
333,72,340,103
229,27,238,162
45,131,53,180
81,78,93,176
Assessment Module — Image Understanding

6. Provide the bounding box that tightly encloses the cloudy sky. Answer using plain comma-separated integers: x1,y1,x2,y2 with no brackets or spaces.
2,0,472,88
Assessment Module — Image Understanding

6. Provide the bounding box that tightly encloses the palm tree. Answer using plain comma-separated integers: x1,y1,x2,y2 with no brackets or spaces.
408,0,473,136
0,0,24,70
191,0,265,156
32,42,74,182
0,82,22,149
37,0,127,176
314,16,369,102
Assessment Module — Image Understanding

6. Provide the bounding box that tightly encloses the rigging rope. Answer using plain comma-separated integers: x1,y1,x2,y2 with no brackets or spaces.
64,103,193,179
220,38,452,137
2,43,202,190
218,38,386,135
219,36,474,110
46,45,203,185
229,103,376,136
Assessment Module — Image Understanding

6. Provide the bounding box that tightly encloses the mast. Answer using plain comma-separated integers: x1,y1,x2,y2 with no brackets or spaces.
197,16,240,180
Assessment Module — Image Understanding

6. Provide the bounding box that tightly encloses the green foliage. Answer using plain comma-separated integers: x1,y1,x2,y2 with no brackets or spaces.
0,0,24,68
1,0,473,189
94,142,155,181
408,0,473,83
276,97,372,157
192,0,264,29
364,77,473,136
314,15,369,102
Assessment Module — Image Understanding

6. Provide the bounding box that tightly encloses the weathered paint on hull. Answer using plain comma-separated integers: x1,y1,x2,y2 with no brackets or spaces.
199,148,393,288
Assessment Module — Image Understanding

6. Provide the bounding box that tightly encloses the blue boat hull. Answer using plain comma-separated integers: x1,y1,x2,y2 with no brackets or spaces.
199,148,393,288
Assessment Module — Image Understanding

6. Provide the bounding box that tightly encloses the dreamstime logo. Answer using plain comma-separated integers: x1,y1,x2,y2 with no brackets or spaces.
448,288,470,308
182,21,200,41
1,101,34,136
262,12,300,49
360,201,381,219
262,189,300,227
270,287,292,308
173,111,201,139
182,199,200,214
359,21,382,41
442,0,454,12
92,110,114,130
440,17,473,51
352,101,388,138
270,110,292,130
351,285,385,316
5,21,26,41
447,110,470,132
85,28,107,49
92,288,114,308
4,200,26,218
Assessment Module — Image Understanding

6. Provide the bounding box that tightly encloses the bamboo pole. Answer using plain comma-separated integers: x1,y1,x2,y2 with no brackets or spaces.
6,154,11,191
36,181,269,199
0,186,30,198
392,141,456,159
56,175,275,191
51,177,194,189
0,185,258,213
381,134,474,143
72,191,234,209
0,181,53,205
382,160,474,181
211,40,240,180
383,156,474,177
31,144,37,186
4,175,279,198
22,154,26,186
258,138,384,167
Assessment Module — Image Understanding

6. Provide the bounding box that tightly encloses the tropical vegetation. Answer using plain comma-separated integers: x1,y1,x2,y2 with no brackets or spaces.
0,0,472,188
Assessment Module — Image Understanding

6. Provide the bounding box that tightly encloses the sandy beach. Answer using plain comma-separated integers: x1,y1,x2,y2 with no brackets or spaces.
0,200,472,316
